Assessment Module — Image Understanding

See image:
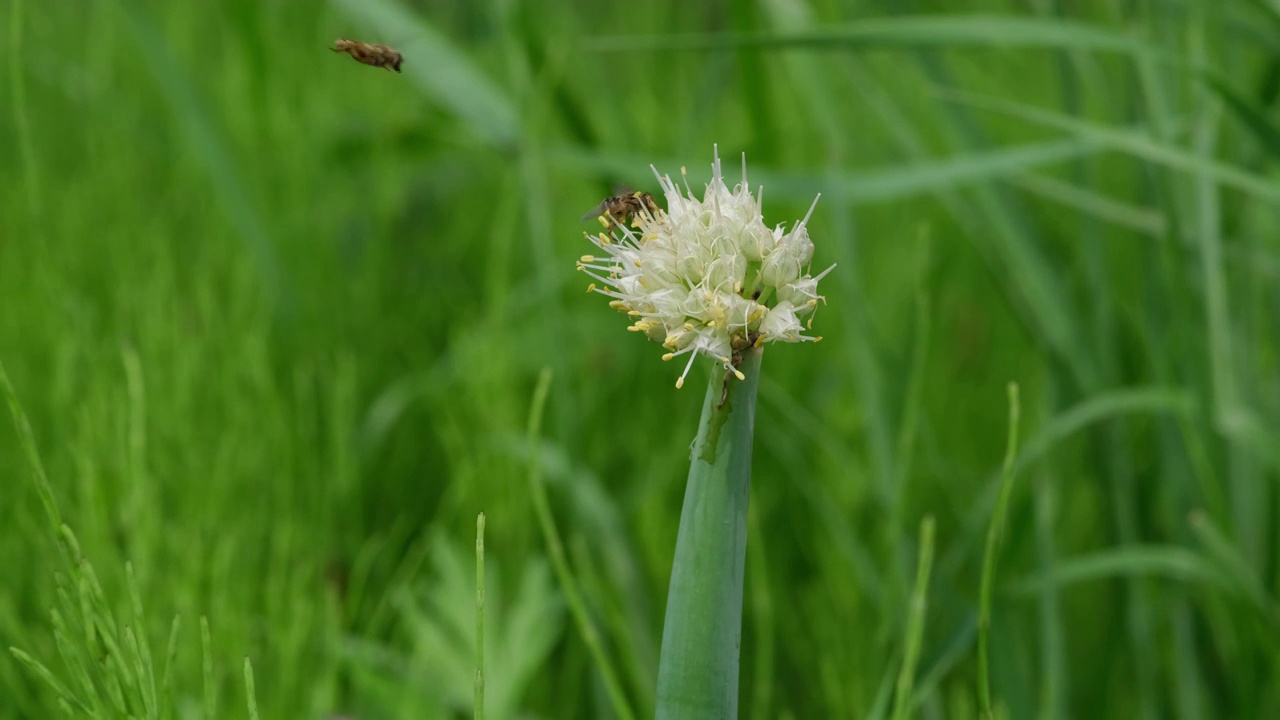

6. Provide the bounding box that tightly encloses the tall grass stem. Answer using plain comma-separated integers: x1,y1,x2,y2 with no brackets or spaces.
526,368,634,720
475,512,486,720
892,516,936,720
978,383,1021,718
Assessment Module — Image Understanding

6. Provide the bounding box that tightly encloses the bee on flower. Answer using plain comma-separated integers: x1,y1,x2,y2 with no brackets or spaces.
577,148,835,389
582,189,660,229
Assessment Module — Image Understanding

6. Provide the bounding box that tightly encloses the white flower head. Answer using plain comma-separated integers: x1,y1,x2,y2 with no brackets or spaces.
577,147,834,388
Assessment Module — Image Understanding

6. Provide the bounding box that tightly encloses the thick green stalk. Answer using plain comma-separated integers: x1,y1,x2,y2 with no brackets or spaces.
656,347,762,719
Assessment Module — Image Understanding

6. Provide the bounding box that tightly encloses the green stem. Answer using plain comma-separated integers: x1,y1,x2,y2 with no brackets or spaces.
891,515,935,720
10,0,42,216
475,512,486,720
656,347,762,720
978,382,1021,719
526,368,635,720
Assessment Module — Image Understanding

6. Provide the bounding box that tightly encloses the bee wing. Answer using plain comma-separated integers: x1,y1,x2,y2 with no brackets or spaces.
581,201,608,221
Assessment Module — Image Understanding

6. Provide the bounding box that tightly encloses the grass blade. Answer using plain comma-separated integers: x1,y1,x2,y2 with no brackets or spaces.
475,512,486,720
8,0,40,215
526,368,634,720
979,383,1021,719
0,361,65,536
1188,512,1280,627
201,617,215,720
159,615,181,719
1007,545,1232,595
941,91,1280,203
585,15,1166,59
550,139,1103,206
1014,387,1194,475
1202,74,1280,159
891,516,935,720
115,2,287,312
244,657,259,720
8,649,85,712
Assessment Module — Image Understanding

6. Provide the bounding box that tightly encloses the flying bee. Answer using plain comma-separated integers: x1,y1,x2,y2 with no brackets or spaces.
331,39,404,73
582,190,660,228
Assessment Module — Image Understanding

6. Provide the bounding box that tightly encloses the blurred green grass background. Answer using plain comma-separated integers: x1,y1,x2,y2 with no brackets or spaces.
4,0,1280,717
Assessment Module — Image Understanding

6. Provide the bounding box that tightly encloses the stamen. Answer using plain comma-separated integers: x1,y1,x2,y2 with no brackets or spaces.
577,266,619,287
675,350,698,389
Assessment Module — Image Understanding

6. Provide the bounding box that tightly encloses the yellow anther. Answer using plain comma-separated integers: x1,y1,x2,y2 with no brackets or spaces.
732,369,746,381
675,376,685,389
586,283,596,293
662,353,674,361
581,255,595,263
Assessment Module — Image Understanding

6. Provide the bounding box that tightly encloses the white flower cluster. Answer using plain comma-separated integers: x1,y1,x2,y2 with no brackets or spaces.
578,148,834,388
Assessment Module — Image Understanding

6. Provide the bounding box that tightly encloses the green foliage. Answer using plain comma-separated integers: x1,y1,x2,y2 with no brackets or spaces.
344,529,563,718
3,0,1280,717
